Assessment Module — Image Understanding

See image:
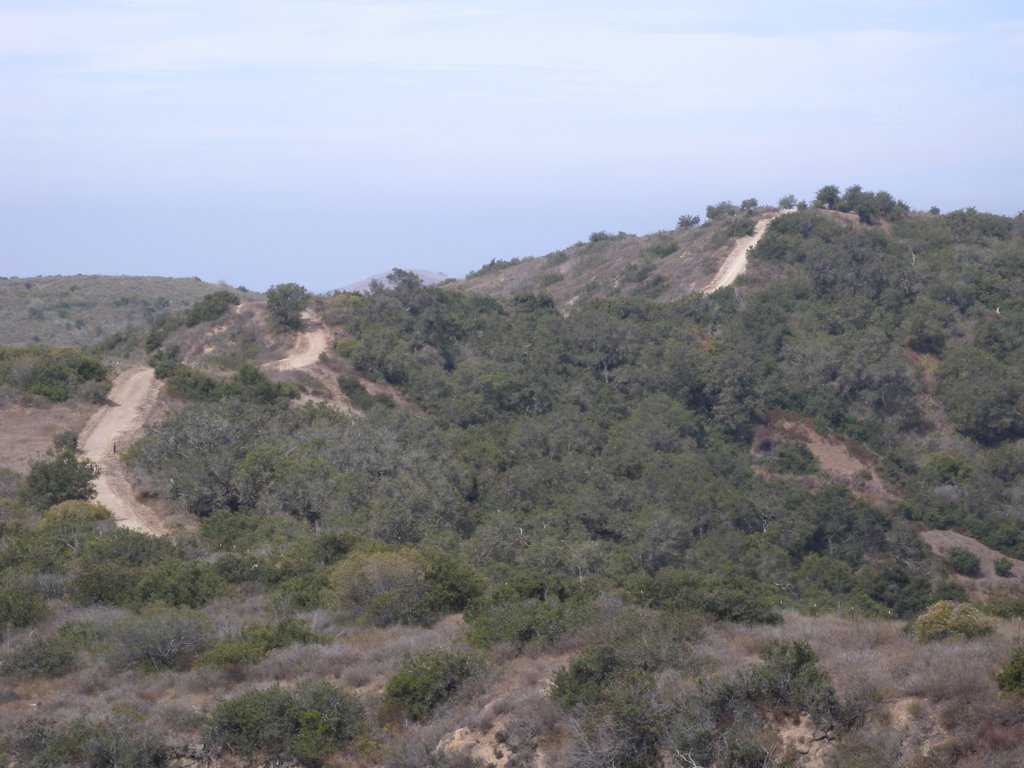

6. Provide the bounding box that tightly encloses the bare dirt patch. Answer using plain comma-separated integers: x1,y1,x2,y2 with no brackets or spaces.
702,212,790,293
0,399,93,474
919,528,1024,596
79,367,180,535
775,713,837,768
261,311,330,372
755,411,896,503
437,651,573,767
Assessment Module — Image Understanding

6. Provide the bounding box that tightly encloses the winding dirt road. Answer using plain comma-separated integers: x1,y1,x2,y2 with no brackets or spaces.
702,211,788,293
80,367,167,535
262,311,331,372
82,311,331,536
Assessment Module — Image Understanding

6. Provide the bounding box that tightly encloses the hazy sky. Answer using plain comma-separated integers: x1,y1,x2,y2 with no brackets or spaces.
2,1,1022,292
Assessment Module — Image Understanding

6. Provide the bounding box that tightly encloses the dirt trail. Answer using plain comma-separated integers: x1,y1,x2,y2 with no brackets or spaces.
703,211,789,293
80,314,332,536
80,367,168,535
262,311,331,372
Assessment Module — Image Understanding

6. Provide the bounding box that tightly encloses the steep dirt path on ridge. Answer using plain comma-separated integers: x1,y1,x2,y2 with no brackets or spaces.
262,311,331,372
702,211,790,293
80,367,168,535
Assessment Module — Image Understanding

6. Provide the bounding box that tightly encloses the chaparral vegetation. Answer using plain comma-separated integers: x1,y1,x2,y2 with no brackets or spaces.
3,188,1024,766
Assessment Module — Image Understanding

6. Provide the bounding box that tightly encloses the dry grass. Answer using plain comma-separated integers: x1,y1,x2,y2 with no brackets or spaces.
0,275,233,347
6,605,1024,766
716,611,1024,766
457,219,740,308
0,398,94,474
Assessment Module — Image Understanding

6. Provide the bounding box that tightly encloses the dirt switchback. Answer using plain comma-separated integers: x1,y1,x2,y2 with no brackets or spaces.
262,311,331,372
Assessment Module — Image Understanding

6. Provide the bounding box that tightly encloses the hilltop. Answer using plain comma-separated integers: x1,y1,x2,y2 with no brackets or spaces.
0,275,245,348
457,216,750,305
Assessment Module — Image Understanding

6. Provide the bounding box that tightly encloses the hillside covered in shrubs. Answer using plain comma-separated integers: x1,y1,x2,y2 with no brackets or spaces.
3,188,1024,766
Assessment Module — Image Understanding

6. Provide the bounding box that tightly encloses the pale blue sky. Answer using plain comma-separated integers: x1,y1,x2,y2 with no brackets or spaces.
2,1,1022,291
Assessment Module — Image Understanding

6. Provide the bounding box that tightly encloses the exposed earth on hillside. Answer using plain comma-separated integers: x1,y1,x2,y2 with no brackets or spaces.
261,311,331,372
754,411,896,503
920,529,1024,595
703,211,789,292
458,213,788,306
80,367,170,535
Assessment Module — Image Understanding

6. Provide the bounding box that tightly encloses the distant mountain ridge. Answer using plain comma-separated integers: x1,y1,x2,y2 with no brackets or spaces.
0,275,237,347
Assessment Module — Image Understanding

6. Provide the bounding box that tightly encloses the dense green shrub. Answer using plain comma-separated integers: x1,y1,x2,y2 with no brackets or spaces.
197,619,319,668
464,593,590,649
384,650,480,722
5,717,163,768
19,433,98,510
422,548,485,615
910,600,994,642
707,641,847,726
183,290,240,326
0,346,108,402
145,289,239,351
772,441,818,474
130,559,226,608
206,681,364,764
150,350,298,403
329,548,432,626
944,547,982,577
79,527,176,568
994,557,1014,577
266,282,310,330
996,645,1024,695
550,643,622,709
0,634,77,678
206,685,298,756
0,587,47,629
0,618,99,675
631,568,782,625
857,563,933,619
67,561,137,606
338,375,395,410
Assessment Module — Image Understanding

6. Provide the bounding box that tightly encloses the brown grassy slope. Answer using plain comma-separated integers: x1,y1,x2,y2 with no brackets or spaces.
0,399,95,474
5,604,1024,768
456,214,780,306
0,275,244,347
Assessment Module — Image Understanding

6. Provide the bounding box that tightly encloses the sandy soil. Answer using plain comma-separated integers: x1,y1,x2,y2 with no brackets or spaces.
262,311,330,372
79,367,169,535
919,528,1024,596
703,211,788,293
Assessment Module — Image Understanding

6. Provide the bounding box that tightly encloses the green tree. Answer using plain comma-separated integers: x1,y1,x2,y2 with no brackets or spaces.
706,201,740,220
676,214,700,229
266,282,310,330
814,184,841,209
19,432,98,510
